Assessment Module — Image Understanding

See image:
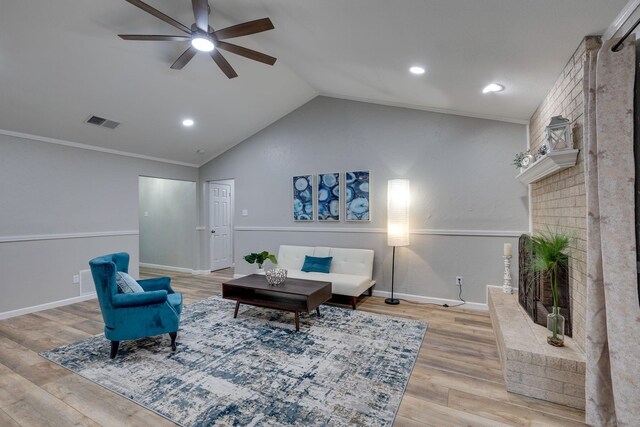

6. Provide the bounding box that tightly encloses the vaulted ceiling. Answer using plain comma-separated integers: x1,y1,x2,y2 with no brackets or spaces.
0,0,628,166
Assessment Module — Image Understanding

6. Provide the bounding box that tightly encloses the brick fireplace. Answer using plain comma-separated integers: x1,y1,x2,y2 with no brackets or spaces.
488,36,600,409
527,35,601,351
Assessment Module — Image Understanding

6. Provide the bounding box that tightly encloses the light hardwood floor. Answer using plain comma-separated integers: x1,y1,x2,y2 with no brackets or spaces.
0,268,586,426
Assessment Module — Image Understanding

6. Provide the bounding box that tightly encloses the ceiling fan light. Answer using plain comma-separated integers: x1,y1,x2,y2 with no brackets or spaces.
191,36,214,52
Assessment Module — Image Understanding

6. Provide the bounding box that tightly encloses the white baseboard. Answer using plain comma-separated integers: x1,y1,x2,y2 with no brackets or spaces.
191,270,211,275
227,274,487,310
139,263,194,274
371,290,488,311
140,263,213,275
0,293,97,320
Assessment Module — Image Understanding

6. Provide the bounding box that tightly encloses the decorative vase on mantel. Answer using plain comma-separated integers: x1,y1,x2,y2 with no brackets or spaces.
547,306,565,347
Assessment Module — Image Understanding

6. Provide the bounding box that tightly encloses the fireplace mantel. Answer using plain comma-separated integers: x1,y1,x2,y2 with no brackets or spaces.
515,149,579,184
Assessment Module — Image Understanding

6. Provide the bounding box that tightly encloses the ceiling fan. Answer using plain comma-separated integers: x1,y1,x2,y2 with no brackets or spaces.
118,0,277,79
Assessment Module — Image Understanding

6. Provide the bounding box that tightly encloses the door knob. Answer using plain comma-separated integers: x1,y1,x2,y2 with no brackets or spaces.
211,230,216,233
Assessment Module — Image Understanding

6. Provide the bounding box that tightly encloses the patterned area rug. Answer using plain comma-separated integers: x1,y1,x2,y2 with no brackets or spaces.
41,296,426,426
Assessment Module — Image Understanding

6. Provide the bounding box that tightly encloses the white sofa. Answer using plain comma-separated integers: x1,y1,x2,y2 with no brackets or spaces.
274,245,375,309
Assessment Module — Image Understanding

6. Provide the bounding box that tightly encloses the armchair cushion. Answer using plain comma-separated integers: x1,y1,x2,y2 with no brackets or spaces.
139,276,182,314
167,293,183,315
137,277,172,293
116,272,144,294
112,290,168,308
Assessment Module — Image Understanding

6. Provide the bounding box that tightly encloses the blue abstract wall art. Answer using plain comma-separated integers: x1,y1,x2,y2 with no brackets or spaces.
345,171,370,221
318,173,340,221
293,175,313,221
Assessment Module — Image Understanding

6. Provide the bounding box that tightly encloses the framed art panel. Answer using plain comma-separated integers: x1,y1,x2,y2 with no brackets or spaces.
318,172,340,221
345,170,370,221
293,175,314,221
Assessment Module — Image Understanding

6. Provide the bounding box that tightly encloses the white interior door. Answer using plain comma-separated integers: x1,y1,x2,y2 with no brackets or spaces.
209,182,232,271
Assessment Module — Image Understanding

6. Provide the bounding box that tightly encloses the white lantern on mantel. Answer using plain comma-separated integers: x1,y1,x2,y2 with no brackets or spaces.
544,115,572,152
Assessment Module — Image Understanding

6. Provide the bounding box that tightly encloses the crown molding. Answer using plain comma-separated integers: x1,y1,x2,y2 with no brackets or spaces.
318,93,530,125
0,128,199,168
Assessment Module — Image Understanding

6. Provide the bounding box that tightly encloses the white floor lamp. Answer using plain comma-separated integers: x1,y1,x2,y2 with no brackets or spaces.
386,179,410,305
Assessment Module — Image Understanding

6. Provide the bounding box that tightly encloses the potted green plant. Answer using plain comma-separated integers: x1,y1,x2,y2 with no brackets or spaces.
243,251,277,273
530,230,571,347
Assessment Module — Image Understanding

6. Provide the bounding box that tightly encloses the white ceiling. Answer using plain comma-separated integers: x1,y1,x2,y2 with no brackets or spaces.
0,0,628,166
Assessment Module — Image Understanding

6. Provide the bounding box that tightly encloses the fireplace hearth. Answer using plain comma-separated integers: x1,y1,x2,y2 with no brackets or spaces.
518,234,572,337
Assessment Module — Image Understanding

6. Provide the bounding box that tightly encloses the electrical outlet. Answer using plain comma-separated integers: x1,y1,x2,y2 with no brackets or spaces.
73,275,80,284
456,276,463,286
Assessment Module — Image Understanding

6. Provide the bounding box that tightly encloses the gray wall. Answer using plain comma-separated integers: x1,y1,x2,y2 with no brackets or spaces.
199,96,529,304
139,176,197,270
0,133,197,314
0,96,529,314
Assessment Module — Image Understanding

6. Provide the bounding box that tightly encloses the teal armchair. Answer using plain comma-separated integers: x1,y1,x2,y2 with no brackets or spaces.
89,252,182,358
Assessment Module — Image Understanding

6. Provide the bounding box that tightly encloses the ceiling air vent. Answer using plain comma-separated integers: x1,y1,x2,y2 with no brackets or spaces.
102,120,120,129
85,115,120,130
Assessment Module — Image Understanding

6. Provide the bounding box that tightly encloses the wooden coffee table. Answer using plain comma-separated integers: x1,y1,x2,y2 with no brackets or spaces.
221,274,332,331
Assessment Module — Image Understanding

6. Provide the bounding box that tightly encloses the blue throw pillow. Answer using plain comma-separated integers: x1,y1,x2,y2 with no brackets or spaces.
301,256,333,273
115,272,144,293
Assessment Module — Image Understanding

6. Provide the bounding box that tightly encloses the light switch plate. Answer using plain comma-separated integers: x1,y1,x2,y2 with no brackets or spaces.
242,209,248,216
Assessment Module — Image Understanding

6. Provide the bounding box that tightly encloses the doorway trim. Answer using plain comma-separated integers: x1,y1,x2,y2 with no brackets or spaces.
209,179,235,271
138,175,197,273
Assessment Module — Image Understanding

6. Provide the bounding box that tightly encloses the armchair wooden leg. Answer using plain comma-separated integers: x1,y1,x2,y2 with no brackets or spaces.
169,332,177,351
368,287,373,296
351,296,357,310
110,341,120,359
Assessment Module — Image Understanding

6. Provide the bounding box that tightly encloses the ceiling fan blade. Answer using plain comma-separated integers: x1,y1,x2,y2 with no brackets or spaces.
125,0,191,34
119,34,191,41
213,18,274,40
210,50,238,79
216,41,277,65
170,46,198,70
191,0,209,32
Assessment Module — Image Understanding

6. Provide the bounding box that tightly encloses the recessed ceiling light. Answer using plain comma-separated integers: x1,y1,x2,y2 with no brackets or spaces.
182,119,194,127
482,83,505,94
191,35,215,52
409,66,425,75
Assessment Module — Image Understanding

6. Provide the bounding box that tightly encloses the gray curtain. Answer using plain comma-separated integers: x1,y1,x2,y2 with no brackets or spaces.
585,36,640,426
